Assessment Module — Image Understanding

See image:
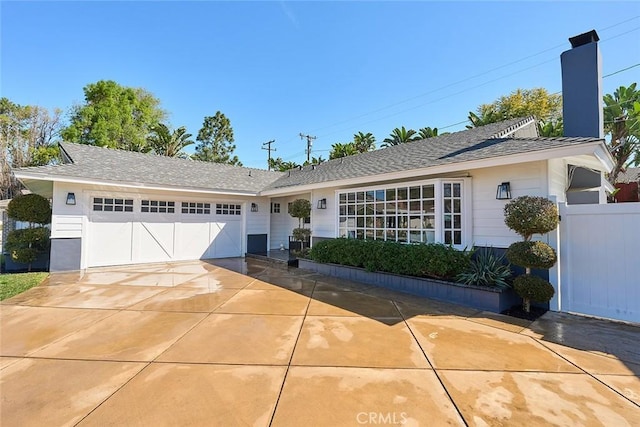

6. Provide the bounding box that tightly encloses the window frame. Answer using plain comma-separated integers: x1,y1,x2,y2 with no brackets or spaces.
334,178,471,248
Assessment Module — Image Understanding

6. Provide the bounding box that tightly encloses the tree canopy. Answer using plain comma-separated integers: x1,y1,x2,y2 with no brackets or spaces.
604,83,640,184
147,124,194,158
467,88,562,129
192,111,241,165
61,80,166,151
381,126,419,147
1,98,62,199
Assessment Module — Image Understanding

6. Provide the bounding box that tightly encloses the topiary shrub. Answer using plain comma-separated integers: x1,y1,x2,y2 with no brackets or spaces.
5,227,50,271
292,227,311,242
513,275,555,303
503,196,559,313
457,247,512,289
504,196,558,241
505,241,557,270
288,199,311,228
7,194,52,225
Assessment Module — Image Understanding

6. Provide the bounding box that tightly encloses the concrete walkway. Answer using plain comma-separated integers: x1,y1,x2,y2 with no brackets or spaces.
1,258,639,426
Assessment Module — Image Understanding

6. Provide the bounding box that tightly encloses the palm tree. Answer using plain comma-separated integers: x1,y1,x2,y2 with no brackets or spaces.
148,124,194,158
538,118,564,137
381,127,418,147
329,142,358,159
303,156,326,166
604,83,640,184
417,127,438,139
466,107,504,128
353,131,376,153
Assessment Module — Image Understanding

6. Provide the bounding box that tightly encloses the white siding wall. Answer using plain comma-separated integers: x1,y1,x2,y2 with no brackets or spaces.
269,194,309,249
245,196,271,245
311,187,337,239
471,161,548,248
52,182,86,239
548,158,568,203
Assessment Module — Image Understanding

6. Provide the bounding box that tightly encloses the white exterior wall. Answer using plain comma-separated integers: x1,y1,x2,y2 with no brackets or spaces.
469,161,549,248
245,196,271,246
548,158,568,203
51,181,86,239
310,187,336,239
269,194,310,250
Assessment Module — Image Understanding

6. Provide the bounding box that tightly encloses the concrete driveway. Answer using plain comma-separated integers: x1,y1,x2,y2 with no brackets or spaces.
1,258,639,426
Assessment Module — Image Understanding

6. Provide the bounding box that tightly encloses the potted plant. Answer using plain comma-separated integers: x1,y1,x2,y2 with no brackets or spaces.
503,196,558,313
288,198,311,251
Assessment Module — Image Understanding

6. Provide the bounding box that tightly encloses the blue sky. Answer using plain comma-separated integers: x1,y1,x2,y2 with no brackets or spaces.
2,1,639,169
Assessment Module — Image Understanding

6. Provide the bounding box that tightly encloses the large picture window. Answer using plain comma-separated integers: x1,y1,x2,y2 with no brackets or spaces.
337,180,465,246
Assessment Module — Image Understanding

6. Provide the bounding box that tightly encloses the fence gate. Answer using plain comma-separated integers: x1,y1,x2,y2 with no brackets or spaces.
558,202,640,323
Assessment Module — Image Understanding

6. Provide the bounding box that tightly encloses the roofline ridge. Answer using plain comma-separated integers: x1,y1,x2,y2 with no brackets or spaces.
491,116,536,139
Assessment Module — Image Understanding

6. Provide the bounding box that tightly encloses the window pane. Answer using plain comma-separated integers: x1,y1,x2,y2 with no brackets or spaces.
365,217,374,228
347,193,355,202
347,205,355,215
386,202,396,215
454,231,462,245
125,200,133,205
94,198,103,204
375,203,384,215
104,205,113,212
444,200,452,213
410,186,420,199
357,217,364,227
125,206,133,212
366,190,374,201
386,230,396,241
114,205,123,212
444,231,452,245
453,183,461,197
443,184,451,197
93,205,102,211
397,188,407,200
357,192,364,202
453,199,461,213
386,188,396,201
115,199,123,205
375,190,385,201
422,200,435,214
423,216,435,229
409,216,421,229
397,201,407,214
410,201,421,213
398,230,408,243
339,206,346,215
339,193,346,202
422,185,434,199
454,215,461,229
444,214,452,228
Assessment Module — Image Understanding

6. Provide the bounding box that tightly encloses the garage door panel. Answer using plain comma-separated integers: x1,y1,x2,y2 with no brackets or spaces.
136,222,175,262
89,221,133,267
175,222,212,260
211,221,243,258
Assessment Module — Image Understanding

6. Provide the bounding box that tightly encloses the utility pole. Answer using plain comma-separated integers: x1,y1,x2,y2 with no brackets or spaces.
299,133,316,163
262,140,276,170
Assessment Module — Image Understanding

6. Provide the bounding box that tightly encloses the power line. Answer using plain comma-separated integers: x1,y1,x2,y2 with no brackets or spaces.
299,133,316,163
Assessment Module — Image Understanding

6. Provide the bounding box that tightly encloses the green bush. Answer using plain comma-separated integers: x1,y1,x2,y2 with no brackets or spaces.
506,241,557,270
7,194,51,224
457,247,512,289
292,227,311,242
5,227,50,269
308,238,471,280
513,274,555,303
504,196,558,241
288,199,311,228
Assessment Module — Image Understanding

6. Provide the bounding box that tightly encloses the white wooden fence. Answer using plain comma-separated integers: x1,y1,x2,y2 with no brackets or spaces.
555,202,640,323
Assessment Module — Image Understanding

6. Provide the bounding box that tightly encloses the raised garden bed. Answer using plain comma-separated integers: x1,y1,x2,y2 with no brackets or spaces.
298,258,520,313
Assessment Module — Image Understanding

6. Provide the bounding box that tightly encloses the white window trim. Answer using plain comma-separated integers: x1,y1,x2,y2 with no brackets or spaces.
333,177,472,249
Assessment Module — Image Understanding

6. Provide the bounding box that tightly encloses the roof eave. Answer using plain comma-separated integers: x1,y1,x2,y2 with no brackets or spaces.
13,172,263,197
260,141,610,196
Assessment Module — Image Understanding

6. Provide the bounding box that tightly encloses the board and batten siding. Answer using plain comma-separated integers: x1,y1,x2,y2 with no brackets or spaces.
245,196,271,241
547,158,568,203
470,161,549,248
310,187,336,239
269,194,310,250
51,181,86,239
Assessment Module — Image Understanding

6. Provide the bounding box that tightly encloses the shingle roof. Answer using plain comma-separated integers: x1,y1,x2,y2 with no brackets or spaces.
14,117,605,195
265,117,603,190
17,143,283,194
616,168,640,183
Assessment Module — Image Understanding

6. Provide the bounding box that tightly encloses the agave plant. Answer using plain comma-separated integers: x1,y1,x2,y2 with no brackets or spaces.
457,247,512,289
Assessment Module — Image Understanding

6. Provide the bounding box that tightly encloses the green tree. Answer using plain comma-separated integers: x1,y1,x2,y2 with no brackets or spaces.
538,118,564,137
192,111,241,165
61,80,165,151
303,156,326,166
353,131,376,152
467,88,562,128
1,98,62,199
147,124,194,158
381,126,419,147
604,83,640,184
418,127,438,139
329,142,358,159
268,157,300,171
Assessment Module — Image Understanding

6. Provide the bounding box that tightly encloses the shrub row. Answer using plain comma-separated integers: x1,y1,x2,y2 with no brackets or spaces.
308,238,471,280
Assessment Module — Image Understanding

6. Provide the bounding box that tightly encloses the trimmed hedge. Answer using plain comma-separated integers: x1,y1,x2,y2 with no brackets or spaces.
308,238,471,280
513,274,555,303
7,194,51,224
505,241,557,270
504,196,558,241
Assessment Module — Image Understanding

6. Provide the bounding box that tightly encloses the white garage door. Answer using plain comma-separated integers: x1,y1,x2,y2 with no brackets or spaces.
87,197,244,267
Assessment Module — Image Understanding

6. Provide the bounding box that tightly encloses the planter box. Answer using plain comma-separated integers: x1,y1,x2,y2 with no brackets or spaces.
298,259,520,313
